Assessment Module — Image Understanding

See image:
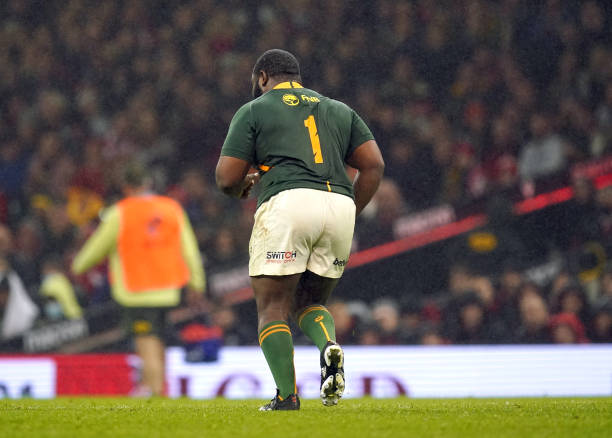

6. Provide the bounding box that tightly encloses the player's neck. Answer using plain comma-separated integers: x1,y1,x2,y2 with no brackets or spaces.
264,77,302,93
124,187,152,198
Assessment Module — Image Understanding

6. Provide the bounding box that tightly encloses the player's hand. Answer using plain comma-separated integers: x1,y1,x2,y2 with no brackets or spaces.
239,172,260,199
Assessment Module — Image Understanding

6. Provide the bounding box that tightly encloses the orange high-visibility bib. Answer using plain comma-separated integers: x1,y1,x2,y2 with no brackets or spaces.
117,196,189,292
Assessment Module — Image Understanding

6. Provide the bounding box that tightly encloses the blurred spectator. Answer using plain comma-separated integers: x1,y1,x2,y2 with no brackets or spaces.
551,283,591,327
371,299,402,345
0,141,29,203
11,218,43,291
357,179,407,247
327,300,358,345
596,265,612,300
0,224,13,258
596,186,612,250
447,262,474,297
515,288,551,344
419,325,447,345
593,82,612,156
42,204,75,259
206,227,246,272
211,305,254,346
357,323,381,346
518,112,567,182
549,312,589,344
398,300,423,344
39,257,83,321
481,117,520,194
492,262,523,333
588,298,612,343
0,257,39,340
444,292,499,344
561,178,602,248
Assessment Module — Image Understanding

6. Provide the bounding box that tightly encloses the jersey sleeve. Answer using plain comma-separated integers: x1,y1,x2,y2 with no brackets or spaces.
347,110,375,157
179,211,206,293
71,205,119,275
220,102,255,163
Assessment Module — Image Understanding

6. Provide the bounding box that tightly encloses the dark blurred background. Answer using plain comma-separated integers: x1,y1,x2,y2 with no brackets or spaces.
1,0,612,352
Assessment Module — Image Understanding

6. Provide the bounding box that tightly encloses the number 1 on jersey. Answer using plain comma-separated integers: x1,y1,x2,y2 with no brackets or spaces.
304,115,324,164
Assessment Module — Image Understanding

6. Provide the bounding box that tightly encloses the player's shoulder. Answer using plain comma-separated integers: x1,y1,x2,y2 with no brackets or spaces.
99,204,120,223
323,96,353,112
119,194,183,212
233,100,254,118
304,89,350,110
317,94,357,121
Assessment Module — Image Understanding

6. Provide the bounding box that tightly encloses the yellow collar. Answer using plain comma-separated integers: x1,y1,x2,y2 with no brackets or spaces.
273,81,303,89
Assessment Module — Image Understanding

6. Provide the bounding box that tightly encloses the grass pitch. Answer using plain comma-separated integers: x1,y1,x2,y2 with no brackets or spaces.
0,397,610,438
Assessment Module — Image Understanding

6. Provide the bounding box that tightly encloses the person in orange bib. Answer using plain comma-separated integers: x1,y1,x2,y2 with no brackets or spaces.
72,164,205,396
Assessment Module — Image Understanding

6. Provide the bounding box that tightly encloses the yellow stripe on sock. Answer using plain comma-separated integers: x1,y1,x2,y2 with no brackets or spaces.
258,323,289,341
259,328,292,344
318,321,331,341
297,305,327,327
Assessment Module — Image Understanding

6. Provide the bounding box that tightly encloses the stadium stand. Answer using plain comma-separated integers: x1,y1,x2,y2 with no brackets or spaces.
0,0,611,351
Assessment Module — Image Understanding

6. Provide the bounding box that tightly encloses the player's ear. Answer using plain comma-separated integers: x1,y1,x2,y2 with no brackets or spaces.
260,71,268,88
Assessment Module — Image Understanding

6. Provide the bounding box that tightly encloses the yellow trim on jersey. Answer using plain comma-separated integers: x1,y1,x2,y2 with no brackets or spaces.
258,164,271,172
273,81,303,89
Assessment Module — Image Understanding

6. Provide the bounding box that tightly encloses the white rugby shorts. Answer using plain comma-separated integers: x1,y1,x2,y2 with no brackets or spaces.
249,188,356,278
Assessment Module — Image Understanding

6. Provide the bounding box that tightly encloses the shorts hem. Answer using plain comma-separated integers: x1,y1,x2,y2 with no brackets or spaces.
249,266,307,277
305,266,344,279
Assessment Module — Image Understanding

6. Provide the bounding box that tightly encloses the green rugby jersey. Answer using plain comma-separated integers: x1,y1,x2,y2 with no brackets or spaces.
221,81,374,208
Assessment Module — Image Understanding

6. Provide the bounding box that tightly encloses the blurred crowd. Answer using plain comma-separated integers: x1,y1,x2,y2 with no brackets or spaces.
1,0,612,347
317,260,612,346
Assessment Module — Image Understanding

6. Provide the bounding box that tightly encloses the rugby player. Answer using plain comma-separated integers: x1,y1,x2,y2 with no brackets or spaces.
216,49,384,410
72,164,205,396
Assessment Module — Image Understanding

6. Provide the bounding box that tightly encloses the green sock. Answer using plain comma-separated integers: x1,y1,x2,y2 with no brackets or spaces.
258,321,296,399
298,305,336,351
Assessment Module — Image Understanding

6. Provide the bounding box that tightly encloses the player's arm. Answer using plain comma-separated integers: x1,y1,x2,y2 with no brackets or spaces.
346,140,385,216
216,157,259,199
179,211,206,294
71,206,119,275
345,109,384,216
216,103,259,198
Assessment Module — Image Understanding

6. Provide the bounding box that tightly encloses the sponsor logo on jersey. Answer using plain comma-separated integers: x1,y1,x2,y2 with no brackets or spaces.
301,94,320,103
282,94,299,106
333,258,348,267
266,251,297,264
